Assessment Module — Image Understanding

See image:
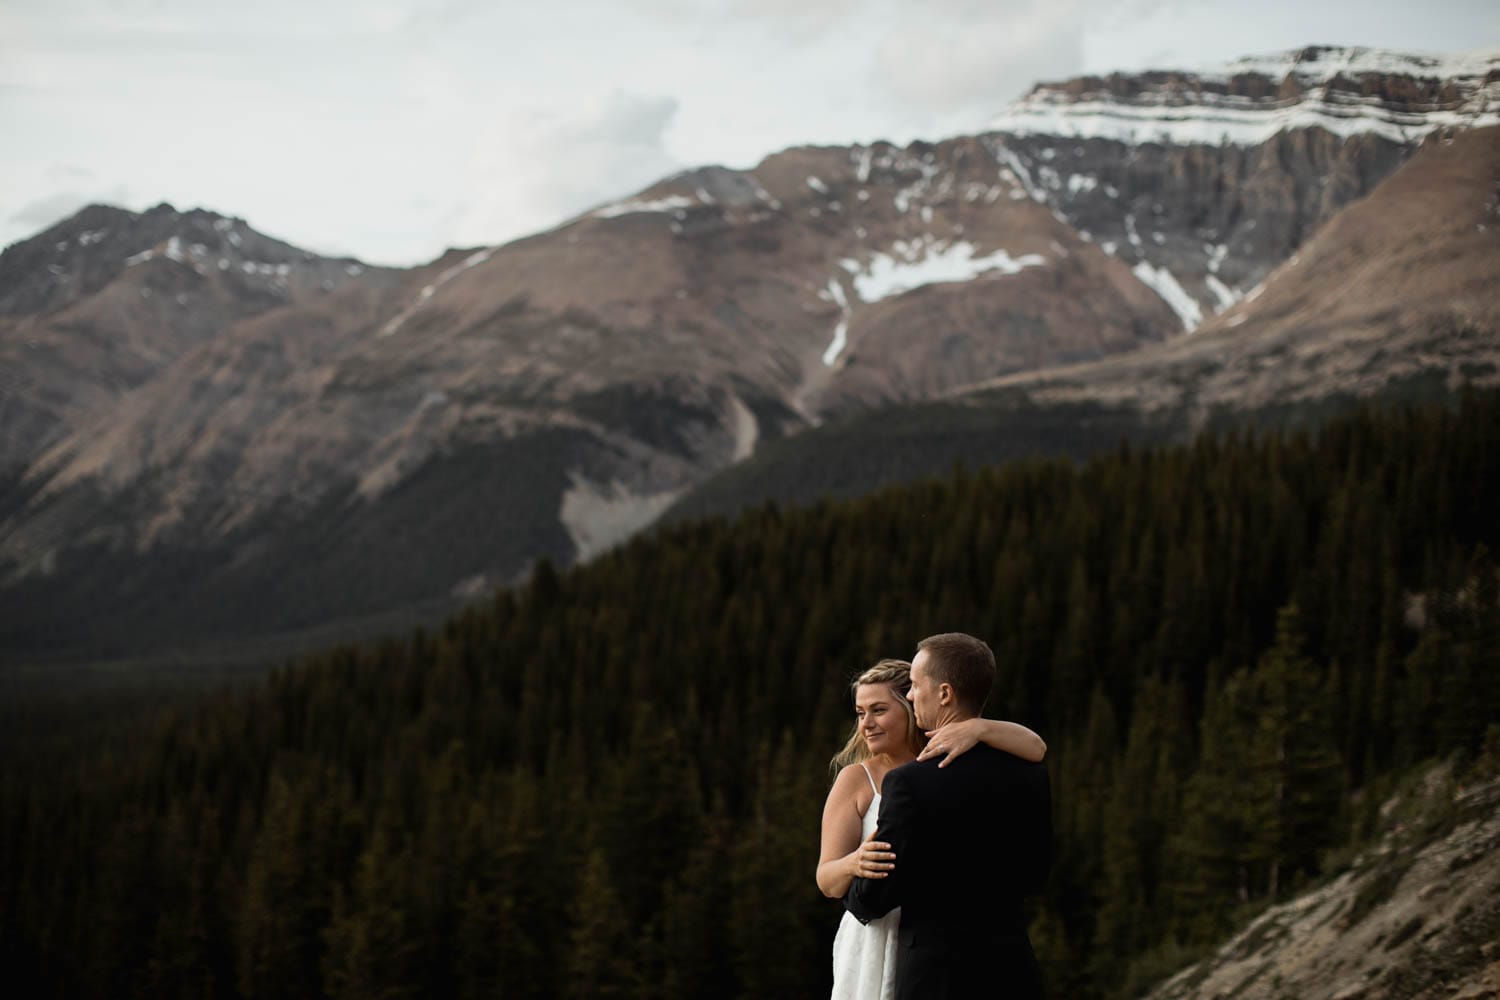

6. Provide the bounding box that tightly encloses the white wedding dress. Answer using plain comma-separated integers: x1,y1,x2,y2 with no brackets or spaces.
830,763,901,1000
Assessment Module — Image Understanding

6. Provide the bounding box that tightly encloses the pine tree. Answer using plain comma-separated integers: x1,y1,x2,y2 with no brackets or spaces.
563,849,639,999
729,736,827,998
1169,669,1259,938
322,825,420,1000
1246,605,1344,895
660,800,734,1000
237,772,335,999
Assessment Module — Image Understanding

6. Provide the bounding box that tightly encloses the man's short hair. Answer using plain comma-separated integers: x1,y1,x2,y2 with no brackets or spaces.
917,632,995,714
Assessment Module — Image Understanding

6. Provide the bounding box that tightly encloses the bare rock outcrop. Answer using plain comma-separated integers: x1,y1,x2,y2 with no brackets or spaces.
1148,766,1500,1000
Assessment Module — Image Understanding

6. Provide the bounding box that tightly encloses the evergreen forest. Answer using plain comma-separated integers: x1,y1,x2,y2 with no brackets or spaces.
3,390,1499,999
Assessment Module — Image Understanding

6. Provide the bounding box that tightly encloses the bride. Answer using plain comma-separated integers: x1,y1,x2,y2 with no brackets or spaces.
816,658,1046,1000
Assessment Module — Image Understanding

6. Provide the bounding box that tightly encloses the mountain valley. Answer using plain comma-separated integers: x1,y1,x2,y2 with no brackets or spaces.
2,45,1497,660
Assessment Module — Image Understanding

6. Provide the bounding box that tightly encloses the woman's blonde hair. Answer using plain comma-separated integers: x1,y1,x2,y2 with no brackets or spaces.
828,658,925,776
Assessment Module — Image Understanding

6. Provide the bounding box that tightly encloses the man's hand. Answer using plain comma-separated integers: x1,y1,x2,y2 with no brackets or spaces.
918,717,985,767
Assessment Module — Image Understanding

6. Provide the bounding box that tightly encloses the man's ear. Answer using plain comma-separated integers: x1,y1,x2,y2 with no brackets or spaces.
938,682,954,706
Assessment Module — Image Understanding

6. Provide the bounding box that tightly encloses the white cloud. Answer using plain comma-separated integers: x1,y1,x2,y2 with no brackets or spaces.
441,92,683,250
44,164,96,183
722,0,863,38
7,186,125,229
0,0,1493,263
1081,0,1500,73
871,0,1089,113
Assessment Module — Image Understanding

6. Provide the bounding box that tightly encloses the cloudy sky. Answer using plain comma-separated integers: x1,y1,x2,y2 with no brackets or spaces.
3,0,1496,265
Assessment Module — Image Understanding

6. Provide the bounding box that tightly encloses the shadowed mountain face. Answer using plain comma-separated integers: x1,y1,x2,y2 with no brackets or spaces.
2,46,1497,660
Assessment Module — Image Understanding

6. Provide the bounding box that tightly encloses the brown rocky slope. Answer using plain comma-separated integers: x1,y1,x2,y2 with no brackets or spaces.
671,124,1500,524
1145,762,1500,1000
968,125,1500,420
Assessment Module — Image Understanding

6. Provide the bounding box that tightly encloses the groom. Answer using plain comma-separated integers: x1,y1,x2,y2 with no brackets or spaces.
844,632,1051,999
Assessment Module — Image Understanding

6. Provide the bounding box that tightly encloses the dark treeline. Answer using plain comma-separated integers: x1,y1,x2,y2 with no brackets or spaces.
3,391,1499,999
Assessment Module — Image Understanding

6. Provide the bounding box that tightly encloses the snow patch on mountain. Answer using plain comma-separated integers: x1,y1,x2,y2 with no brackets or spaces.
990,46,1500,147
1067,173,1098,195
1133,261,1202,331
819,277,852,366
1217,45,1499,83
845,238,1047,304
1206,243,1229,273
1205,274,1241,313
593,194,696,219
893,160,942,214
988,141,1045,202
992,96,1499,146
379,246,496,338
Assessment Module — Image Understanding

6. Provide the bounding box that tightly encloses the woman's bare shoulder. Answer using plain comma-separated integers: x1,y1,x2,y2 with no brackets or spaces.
823,763,869,803
830,762,868,790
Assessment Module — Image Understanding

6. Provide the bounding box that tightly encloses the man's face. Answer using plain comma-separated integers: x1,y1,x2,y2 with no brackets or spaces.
908,649,938,730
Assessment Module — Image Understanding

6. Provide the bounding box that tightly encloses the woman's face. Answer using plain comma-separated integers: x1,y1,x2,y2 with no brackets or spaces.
855,683,910,756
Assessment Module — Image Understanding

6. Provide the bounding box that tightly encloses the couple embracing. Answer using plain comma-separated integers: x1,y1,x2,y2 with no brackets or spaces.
817,633,1052,999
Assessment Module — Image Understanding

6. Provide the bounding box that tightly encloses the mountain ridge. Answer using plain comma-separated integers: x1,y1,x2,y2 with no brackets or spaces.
996,44,1500,146
668,123,1500,525
3,45,1497,661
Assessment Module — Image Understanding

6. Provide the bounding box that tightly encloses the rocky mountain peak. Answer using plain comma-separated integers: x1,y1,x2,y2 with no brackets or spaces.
969,48,1499,340
0,202,373,320
994,45,1500,147
0,203,396,480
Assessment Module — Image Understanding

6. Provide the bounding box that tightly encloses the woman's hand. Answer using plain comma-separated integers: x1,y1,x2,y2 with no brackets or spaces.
849,830,895,879
919,718,1047,765
918,717,985,767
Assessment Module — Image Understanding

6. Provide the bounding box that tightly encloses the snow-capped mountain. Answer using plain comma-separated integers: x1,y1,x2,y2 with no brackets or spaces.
671,121,1500,525
992,46,1499,146
967,123,1500,414
975,45,1500,339
2,46,1496,662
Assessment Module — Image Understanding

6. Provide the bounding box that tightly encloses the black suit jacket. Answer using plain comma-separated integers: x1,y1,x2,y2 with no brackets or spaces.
844,744,1051,1000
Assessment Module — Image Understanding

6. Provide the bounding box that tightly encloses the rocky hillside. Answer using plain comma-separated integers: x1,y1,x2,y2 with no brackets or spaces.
986,46,1498,325
672,120,1500,522
0,203,397,476
1146,762,1500,1000
2,46,1496,659
973,69,1500,421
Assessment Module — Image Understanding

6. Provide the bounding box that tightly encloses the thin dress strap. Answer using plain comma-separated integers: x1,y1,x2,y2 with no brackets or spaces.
859,762,879,796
